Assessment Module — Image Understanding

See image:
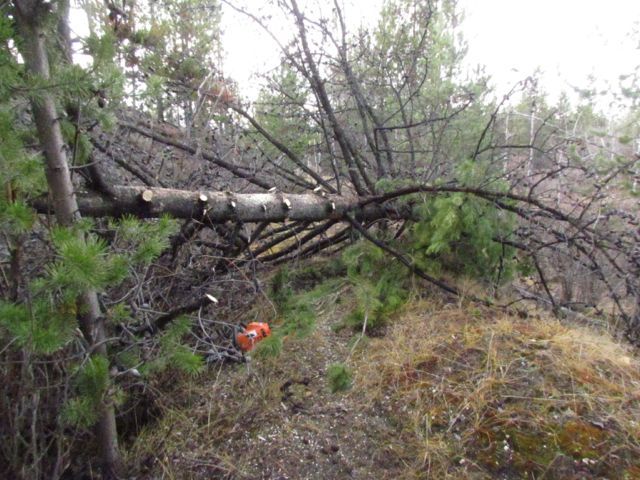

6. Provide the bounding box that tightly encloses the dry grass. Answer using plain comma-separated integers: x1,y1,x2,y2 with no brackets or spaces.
125,278,640,479
353,300,640,479
124,366,254,478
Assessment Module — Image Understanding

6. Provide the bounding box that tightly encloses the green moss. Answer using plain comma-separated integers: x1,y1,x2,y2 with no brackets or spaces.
509,429,558,471
557,419,608,459
471,422,561,476
473,419,610,476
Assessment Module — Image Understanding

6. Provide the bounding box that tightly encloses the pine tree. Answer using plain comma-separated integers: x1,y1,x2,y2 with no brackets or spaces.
10,1,122,475
1,2,184,477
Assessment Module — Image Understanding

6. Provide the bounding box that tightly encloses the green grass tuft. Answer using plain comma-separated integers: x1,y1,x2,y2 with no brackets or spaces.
253,333,284,358
327,362,352,393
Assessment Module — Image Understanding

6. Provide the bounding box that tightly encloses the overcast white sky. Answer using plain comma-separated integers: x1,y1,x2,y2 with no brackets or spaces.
221,0,640,108
460,0,640,101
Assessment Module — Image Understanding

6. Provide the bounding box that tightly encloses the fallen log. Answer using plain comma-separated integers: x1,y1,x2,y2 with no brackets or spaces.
31,185,392,223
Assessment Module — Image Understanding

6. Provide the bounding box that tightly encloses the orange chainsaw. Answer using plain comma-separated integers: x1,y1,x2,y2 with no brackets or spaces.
234,322,271,352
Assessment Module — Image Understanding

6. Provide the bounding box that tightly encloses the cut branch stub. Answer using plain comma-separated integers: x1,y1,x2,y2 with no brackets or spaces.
205,294,218,304
141,189,154,203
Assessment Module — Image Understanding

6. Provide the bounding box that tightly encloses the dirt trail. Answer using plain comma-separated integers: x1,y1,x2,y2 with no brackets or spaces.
206,286,403,480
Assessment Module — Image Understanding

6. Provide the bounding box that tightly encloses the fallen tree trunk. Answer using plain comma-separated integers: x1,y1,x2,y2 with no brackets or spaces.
32,185,394,223
33,183,595,226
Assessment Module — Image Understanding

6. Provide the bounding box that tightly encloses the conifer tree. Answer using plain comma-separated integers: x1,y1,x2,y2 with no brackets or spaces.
2,2,204,474
10,1,122,476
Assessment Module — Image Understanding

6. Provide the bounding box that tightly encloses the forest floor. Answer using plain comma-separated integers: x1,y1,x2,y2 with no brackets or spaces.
128,278,408,479
127,269,640,480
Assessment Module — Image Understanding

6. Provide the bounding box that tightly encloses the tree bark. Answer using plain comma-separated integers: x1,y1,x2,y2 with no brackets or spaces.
32,182,585,229
32,186,395,223
13,2,122,477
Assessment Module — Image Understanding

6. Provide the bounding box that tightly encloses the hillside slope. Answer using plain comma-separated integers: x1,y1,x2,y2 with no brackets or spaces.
128,279,640,479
